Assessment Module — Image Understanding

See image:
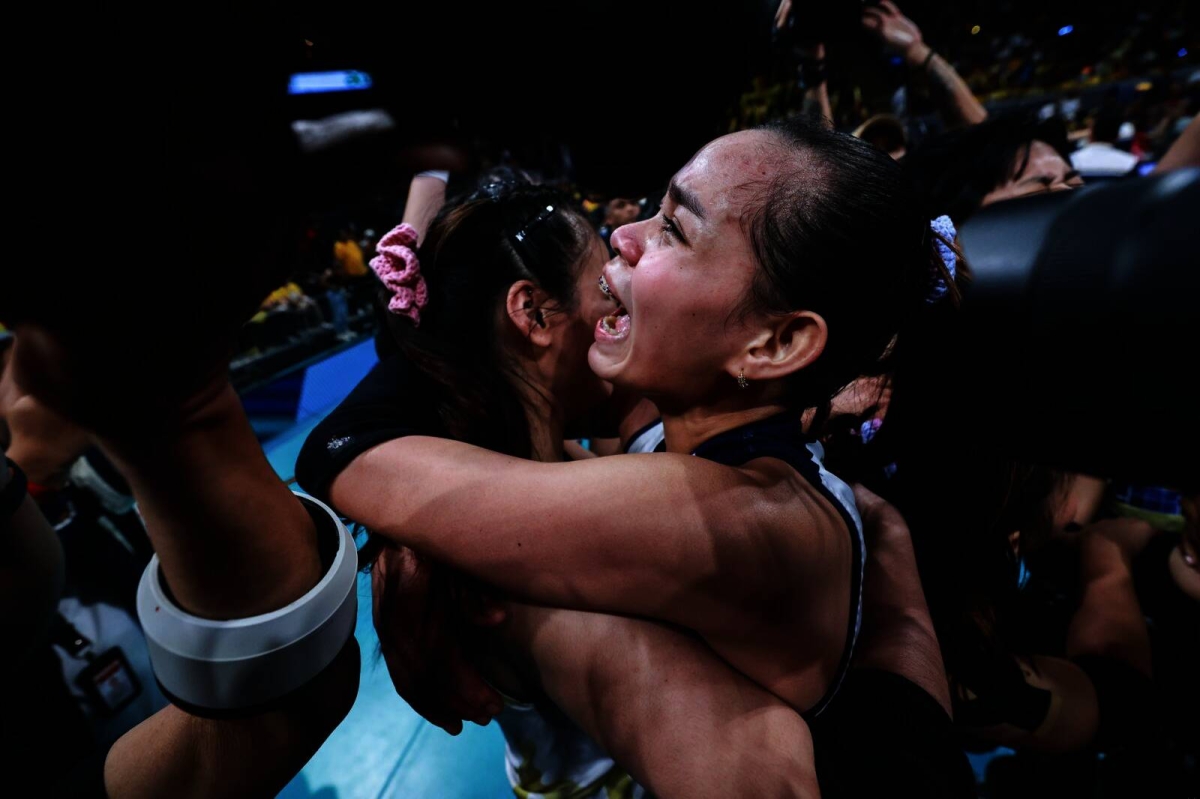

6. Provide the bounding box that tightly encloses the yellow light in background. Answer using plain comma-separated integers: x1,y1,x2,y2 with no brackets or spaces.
971,25,981,35
1136,81,1153,91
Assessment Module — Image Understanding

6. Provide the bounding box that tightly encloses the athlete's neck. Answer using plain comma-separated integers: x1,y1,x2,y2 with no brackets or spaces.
511,375,566,462
661,403,790,454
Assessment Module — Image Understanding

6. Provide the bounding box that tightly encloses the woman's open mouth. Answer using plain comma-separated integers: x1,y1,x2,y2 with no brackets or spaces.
597,275,630,341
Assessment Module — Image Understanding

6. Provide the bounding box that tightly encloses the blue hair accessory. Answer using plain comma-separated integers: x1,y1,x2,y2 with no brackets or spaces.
860,418,883,444
859,418,898,480
926,214,958,304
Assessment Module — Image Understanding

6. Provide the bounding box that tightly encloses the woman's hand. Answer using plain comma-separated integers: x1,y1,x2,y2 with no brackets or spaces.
372,545,506,735
1080,517,1158,565
774,0,792,32
852,481,906,534
862,1,929,66
3,393,90,487
1181,493,1198,567
1171,493,1199,600
7,208,294,434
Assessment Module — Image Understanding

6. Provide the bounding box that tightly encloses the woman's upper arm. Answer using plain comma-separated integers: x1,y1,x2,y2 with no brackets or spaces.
502,605,818,799
330,437,818,633
295,357,436,500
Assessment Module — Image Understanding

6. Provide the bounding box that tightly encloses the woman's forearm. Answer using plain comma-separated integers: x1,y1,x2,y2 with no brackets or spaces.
401,175,449,244
105,639,360,798
1066,532,1152,678
802,84,833,128
1153,115,1200,174
907,44,987,128
99,382,320,619
96,387,356,791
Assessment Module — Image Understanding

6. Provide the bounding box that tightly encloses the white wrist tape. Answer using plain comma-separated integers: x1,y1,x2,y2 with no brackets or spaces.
137,492,358,711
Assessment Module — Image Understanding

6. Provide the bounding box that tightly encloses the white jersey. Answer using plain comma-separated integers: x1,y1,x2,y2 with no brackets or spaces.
497,691,648,798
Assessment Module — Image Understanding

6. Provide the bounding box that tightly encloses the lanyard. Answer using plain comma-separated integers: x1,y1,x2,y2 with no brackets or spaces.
51,612,94,661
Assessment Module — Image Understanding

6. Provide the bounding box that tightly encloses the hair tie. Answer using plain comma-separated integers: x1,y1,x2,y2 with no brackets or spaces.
858,419,899,479
369,223,428,326
926,214,958,304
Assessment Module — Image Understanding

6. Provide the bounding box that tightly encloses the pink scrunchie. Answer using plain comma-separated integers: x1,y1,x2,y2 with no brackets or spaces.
369,223,428,326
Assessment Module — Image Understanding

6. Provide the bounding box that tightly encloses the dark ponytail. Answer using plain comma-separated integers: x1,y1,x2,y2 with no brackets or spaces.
742,115,956,416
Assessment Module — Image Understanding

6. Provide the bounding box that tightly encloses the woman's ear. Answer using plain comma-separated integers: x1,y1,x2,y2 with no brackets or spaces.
737,310,828,383
504,281,554,346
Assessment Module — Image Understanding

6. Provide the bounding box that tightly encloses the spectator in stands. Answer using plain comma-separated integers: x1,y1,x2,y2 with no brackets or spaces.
1071,103,1139,178
905,114,1082,224
597,196,641,248
854,114,909,160
332,227,367,279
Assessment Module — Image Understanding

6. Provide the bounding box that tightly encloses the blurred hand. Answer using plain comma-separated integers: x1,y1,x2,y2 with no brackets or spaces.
774,0,826,63
0,347,17,450
1171,493,1198,600
774,0,792,32
802,374,889,444
7,325,226,438
4,393,90,487
852,483,907,538
7,185,298,433
1179,494,1197,568
395,142,470,174
1081,517,1158,565
0,345,20,417
830,374,891,421
801,42,827,63
862,1,928,65
371,545,506,735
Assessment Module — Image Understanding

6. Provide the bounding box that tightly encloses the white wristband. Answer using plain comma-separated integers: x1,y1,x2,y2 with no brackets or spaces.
137,492,358,711
415,169,450,183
